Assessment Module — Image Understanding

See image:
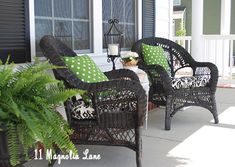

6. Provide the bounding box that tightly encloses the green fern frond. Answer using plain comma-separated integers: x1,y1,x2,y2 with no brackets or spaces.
0,60,79,166
7,123,20,166
0,63,15,89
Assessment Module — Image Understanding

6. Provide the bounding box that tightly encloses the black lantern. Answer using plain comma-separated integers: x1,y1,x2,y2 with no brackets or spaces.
104,19,123,70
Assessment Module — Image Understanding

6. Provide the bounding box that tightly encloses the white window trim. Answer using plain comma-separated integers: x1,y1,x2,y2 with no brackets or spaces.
29,0,143,66
92,0,103,55
29,0,36,61
137,0,142,40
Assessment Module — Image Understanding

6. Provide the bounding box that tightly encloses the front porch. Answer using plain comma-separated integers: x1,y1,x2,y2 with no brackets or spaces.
24,87,235,167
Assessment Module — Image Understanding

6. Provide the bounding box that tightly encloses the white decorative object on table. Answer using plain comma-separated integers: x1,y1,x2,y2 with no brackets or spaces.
121,51,139,72
108,44,119,55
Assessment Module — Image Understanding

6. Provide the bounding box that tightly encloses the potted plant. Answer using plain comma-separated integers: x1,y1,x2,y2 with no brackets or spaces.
121,51,139,72
0,59,78,166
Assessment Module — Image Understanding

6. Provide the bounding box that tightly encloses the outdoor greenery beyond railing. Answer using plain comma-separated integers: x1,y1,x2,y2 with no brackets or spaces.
173,35,235,80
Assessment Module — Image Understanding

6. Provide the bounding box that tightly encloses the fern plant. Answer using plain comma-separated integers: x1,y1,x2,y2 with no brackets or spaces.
0,59,78,166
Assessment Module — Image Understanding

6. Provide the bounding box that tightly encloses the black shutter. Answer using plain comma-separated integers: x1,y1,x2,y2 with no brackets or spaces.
0,0,30,63
142,0,155,38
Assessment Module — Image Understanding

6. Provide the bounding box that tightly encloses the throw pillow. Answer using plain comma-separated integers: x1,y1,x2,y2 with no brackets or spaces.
63,55,109,83
71,99,96,119
142,43,171,73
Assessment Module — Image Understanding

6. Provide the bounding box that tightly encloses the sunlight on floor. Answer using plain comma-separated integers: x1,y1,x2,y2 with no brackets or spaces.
214,107,235,125
167,107,235,167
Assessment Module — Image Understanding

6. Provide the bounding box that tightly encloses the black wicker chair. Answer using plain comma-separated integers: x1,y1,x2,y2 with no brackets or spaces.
40,35,147,167
132,37,219,130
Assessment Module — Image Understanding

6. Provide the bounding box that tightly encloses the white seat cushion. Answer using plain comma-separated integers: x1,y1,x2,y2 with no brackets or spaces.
171,75,210,89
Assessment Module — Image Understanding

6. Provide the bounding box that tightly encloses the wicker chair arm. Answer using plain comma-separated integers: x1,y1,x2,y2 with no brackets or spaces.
192,62,218,92
142,64,173,95
58,68,147,126
104,69,140,82
89,80,147,126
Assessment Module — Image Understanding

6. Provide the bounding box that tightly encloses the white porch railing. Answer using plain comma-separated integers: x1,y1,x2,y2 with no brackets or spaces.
173,36,192,54
173,35,235,80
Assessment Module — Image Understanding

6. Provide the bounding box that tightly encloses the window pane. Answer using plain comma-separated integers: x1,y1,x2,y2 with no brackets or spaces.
124,25,135,48
54,0,71,18
173,0,181,6
102,0,111,21
125,0,135,23
35,0,52,17
116,24,124,47
35,0,92,54
54,21,72,48
103,23,109,48
74,0,89,19
74,21,90,50
35,19,52,54
102,0,136,49
112,0,124,22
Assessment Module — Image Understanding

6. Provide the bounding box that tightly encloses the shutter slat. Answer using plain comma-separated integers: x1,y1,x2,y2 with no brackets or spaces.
142,0,155,38
0,0,30,63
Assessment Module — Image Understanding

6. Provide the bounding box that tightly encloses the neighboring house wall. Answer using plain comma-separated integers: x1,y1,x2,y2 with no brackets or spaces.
181,0,192,35
231,0,235,56
203,0,221,34
181,0,235,36
231,0,235,34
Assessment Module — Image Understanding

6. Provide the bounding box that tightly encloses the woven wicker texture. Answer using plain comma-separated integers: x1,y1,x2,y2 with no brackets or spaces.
132,37,219,130
40,35,147,167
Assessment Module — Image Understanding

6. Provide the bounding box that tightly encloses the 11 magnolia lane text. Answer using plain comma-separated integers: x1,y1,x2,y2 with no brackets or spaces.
34,149,101,164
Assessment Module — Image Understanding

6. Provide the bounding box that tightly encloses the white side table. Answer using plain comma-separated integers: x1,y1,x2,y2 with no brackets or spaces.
135,68,150,129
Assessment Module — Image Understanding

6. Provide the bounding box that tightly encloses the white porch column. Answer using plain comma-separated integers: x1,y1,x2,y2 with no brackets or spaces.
191,0,204,61
220,0,231,77
220,0,231,35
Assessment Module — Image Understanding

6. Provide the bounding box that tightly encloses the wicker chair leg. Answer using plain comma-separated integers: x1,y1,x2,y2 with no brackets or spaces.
165,96,173,130
135,127,142,167
136,150,142,167
211,95,219,124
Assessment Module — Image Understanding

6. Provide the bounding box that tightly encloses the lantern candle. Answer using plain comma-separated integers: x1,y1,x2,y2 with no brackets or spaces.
108,44,119,56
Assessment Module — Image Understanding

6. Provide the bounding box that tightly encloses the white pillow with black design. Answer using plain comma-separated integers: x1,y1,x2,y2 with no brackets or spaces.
71,99,96,119
171,75,210,89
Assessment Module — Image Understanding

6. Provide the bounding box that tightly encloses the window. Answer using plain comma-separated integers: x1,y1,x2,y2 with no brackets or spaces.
35,0,92,56
0,0,30,63
173,0,181,6
102,0,137,49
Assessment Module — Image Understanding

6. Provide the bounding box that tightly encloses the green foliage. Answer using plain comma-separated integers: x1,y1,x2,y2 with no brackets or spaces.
176,20,186,37
176,29,186,36
0,60,78,166
175,20,186,46
121,57,138,63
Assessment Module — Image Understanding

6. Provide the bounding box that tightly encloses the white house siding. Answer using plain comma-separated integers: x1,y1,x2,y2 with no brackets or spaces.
155,0,173,39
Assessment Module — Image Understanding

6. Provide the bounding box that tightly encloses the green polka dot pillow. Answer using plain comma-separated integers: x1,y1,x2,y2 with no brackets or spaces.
63,55,109,83
142,43,171,74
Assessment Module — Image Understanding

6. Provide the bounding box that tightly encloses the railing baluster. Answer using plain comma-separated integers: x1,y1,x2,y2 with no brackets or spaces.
188,39,191,53
230,40,234,79
222,39,225,78
215,39,218,73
